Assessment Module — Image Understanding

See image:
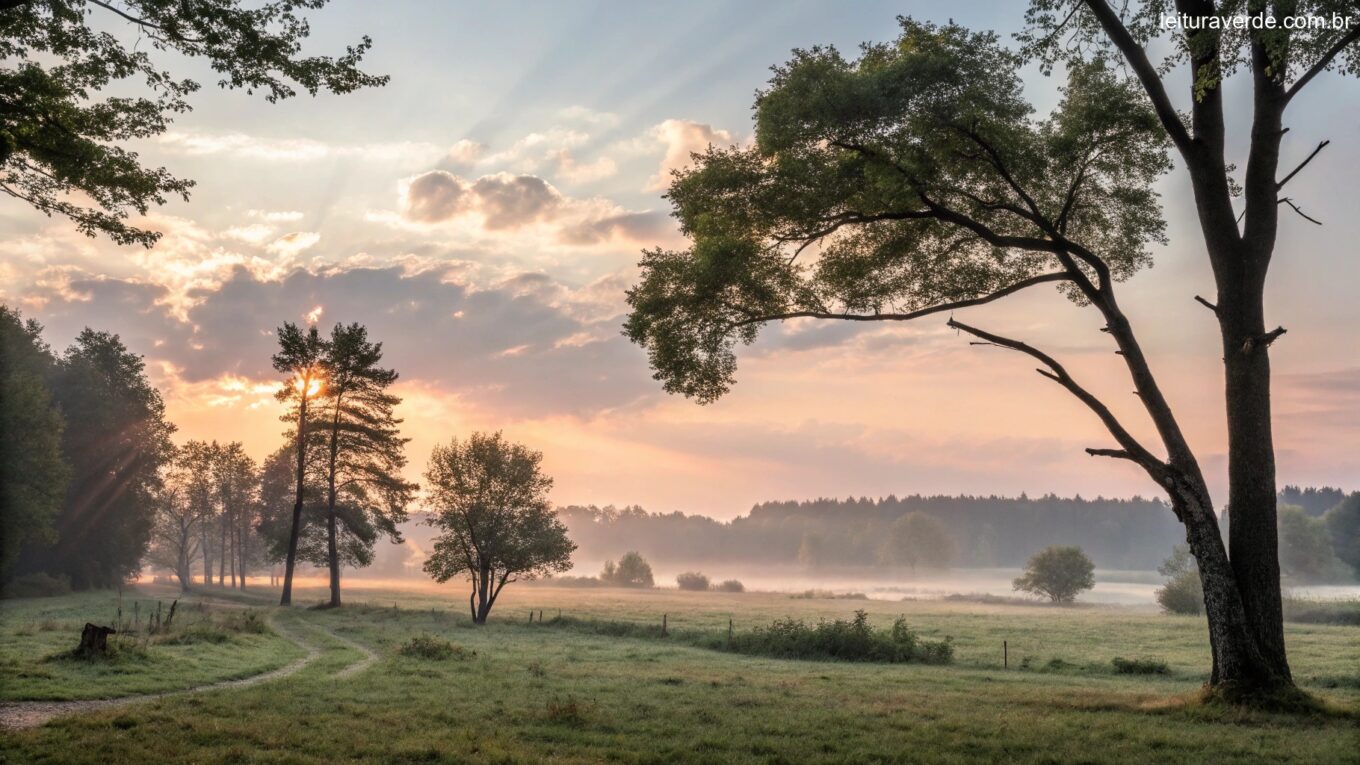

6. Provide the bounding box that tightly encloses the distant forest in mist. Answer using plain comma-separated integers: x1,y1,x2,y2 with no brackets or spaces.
373,486,1350,575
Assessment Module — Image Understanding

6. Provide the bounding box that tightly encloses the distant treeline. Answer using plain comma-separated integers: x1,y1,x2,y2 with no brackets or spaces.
559,488,1352,572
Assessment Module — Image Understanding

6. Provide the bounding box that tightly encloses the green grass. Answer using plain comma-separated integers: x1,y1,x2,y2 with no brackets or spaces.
1,581,1356,764
0,588,303,700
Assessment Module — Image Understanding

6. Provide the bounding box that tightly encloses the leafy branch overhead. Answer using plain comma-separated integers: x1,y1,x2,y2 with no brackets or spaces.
624,20,1171,404
0,0,388,245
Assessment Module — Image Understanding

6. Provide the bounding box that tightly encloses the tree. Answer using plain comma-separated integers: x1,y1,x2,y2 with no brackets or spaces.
147,450,205,592
0,0,386,246
272,322,326,606
422,432,575,624
1323,494,1360,577
14,329,175,589
625,7,1360,694
309,323,415,607
175,439,221,585
603,551,654,588
1155,545,1204,616
878,512,956,572
1277,506,1343,583
1014,546,1096,603
676,571,710,591
0,307,68,583
212,442,257,588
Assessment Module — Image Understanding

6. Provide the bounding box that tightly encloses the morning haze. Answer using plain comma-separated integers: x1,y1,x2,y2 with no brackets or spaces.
1,1,1357,762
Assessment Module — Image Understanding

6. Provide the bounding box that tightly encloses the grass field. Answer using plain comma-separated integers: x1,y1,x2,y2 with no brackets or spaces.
2,581,1357,764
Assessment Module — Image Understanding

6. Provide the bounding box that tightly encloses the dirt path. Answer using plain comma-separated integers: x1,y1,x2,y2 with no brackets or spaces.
0,608,371,731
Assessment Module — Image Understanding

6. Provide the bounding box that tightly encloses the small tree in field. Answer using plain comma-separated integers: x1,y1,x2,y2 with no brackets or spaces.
1014,546,1095,603
1155,545,1204,616
676,571,710,591
602,551,654,588
422,432,575,624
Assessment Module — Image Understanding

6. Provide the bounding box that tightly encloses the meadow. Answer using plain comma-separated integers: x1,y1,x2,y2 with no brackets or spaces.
1,581,1357,764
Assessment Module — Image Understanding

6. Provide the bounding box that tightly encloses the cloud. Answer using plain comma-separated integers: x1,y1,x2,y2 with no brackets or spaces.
444,139,486,168
157,130,444,165
557,211,670,245
403,171,471,223
265,231,321,257
645,119,735,191
470,173,563,229
558,106,620,127
25,264,656,419
551,149,617,184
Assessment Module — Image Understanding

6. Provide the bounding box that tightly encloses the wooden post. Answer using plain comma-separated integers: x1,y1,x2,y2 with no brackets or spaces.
529,611,534,623
728,618,733,642
539,609,543,623
662,613,668,636
1004,640,1008,669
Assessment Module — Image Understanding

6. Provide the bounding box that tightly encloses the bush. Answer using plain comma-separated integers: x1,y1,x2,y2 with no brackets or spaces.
726,610,952,664
2,572,72,599
1155,545,1204,615
1281,596,1360,626
716,579,745,593
790,589,868,600
676,572,710,591
398,634,474,660
1111,657,1170,675
1013,546,1095,603
600,551,654,587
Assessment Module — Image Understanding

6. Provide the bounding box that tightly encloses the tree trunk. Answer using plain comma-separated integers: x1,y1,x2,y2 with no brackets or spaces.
326,503,341,608
201,526,212,586
1217,273,1292,685
280,393,308,606
323,389,344,609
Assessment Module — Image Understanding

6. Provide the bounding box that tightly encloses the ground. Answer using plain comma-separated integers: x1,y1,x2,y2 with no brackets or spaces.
1,581,1356,764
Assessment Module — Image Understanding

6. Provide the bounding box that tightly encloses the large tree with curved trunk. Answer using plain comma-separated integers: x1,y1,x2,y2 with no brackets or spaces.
624,6,1359,698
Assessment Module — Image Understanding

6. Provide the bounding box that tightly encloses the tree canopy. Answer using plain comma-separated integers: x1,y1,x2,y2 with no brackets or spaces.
1013,545,1096,603
423,432,574,624
625,19,1169,403
0,0,386,245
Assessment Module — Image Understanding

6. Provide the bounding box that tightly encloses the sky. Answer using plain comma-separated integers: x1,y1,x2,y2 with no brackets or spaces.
2,1,1357,519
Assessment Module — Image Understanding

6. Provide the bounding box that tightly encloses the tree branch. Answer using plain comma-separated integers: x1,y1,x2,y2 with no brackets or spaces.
1279,197,1322,225
1081,0,1193,154
1193,294,1218,314
947,317,1167,475
1276,140,1329,191
729,272,1070,329
1285,26,1360,103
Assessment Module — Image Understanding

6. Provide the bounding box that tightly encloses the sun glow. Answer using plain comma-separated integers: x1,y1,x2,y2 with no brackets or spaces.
295,375,323,397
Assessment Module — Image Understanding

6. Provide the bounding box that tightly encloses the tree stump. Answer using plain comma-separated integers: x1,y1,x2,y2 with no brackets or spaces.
77,623,116,656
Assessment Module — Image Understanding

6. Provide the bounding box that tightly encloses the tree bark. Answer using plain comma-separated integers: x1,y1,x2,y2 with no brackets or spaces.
324,392,344,609
280,391,309,606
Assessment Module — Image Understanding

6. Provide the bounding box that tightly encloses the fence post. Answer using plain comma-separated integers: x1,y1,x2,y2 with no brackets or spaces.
728,618,733,643
539,609,543,623
662,613,668,636
529,610,534,623
1004,640,1008,669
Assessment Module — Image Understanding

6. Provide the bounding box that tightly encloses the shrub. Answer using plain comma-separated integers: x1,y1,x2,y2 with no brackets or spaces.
1155,545,1203,615
398,634,474,660
1111,657,1170,675
1281,596,1360,626
600,551,654,587
716,579,745,593
726,610,952,664
2,572,72,599
790,589,868,600
676,572,710,591
1013,546,1095,603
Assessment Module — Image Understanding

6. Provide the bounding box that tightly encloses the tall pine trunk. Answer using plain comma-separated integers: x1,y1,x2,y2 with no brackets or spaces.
280,393,308,606
324,393,344,609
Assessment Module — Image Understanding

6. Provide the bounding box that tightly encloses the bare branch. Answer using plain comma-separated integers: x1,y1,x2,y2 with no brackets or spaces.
1193,295,1219,314
729,272,1070,329
1240,326,1287,355
1279,197,1322,225
1285,27,1360,103
1086,447,1137,463
1276,140,1329,191
947,317,1166,475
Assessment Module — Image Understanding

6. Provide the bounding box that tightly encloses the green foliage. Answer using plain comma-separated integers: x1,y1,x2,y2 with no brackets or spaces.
1111,656,1170,675
726,610,953,664
1155,545,1204,616
423,432,575,622
397,634,473,661
675,572,710,591
0,0,386,245
1323,494,1360,577
1013,546,1095,603
878,511,957,571
0,307,68,582
625,19,1170,402
16,329,175,589
1278,506,1346,583
600,551,654,588
1,572,71,599
715,579,745,593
